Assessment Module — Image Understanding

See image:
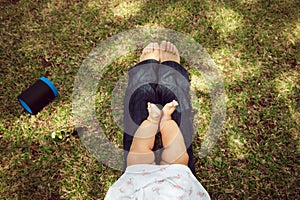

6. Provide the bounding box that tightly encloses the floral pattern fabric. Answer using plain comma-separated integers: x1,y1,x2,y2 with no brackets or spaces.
105,164,210,200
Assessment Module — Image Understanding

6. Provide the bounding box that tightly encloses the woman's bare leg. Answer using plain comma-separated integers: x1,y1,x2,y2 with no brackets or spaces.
127,103,162,166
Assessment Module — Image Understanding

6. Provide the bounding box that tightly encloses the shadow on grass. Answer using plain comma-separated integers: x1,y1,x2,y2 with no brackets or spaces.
1,0,299,199
1,139,62,199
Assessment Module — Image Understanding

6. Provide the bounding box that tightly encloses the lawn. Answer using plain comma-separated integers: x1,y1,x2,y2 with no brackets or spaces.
1,0,299,199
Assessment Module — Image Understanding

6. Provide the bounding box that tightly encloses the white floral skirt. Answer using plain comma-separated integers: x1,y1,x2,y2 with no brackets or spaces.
104,164,210,200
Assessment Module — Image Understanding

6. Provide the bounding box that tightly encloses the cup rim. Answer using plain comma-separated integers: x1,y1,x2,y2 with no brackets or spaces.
18,98,33,114
39,76,59,97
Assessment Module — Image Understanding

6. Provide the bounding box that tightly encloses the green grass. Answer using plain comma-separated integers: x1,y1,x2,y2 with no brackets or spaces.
1,0,299,199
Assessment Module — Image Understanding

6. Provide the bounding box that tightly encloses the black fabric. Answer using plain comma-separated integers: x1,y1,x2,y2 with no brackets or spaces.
123,59,195,174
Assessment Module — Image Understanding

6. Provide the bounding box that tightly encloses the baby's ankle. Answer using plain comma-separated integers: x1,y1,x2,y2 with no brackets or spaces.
147,116,160,124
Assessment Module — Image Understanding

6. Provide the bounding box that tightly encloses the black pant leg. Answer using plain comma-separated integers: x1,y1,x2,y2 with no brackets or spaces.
123,59,160,169
158,61,196,174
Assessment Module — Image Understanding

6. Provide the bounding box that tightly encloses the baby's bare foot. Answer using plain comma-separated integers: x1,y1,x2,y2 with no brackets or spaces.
147,102,162,123
160,41,180,63
161,100,179,121
140,42,160,62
